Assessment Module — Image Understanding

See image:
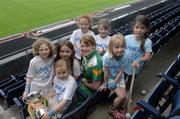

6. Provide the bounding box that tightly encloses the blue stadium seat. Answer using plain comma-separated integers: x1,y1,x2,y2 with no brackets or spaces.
165,55,180,78
13,97,29,119
169,89,180,118
131,54,180,119
0,75,17,90
60,96,91,119
0,80,25,106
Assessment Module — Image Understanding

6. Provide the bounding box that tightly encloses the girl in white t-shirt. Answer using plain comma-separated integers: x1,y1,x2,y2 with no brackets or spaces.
55,40,81,81
42,59,77,119
70,15,95,60
23,38,55,99
94,18,111,56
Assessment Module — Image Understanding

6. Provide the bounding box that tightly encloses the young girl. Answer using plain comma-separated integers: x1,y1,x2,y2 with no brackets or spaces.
94,18,111,55
80,35,103,97
55,40,81,81
124,15,152,92
42,59,77,119
99,34,126,114
23,38,55,99
70,15,95,60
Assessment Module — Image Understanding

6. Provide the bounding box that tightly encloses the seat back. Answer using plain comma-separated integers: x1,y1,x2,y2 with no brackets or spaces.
61,96,91,119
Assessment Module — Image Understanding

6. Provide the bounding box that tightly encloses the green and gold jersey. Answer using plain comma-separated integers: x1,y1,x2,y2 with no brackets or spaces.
81,49,103,81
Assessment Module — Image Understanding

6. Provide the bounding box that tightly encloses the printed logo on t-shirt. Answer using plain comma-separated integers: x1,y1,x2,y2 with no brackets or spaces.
38,62,53,80
54,84,65,101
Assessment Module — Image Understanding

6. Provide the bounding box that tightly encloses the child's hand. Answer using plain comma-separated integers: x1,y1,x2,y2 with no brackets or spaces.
108,82,117,90
42,109,55,119
98,48,104,54
98,48,106,55
46,90,55,99
132,60,140,68
41,112,49,119
98,84,107,91
22,92,29,100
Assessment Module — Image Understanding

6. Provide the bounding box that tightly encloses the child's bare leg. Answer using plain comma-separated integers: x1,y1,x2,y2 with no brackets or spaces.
113,87,126,108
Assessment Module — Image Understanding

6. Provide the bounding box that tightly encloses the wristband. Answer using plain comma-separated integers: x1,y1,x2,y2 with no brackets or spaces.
135,58,141,63
103,83,108,87
25,83,31,93
48,109,56,117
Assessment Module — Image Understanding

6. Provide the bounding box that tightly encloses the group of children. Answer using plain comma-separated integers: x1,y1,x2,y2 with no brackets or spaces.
22,14,152,119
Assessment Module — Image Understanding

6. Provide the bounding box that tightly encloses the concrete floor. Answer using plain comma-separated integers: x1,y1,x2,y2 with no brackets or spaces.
87,32,180,119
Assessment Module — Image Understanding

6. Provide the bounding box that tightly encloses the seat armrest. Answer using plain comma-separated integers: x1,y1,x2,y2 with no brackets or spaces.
159,73,179,86
0,89,6,97
137,100,161,118
13,97,23,109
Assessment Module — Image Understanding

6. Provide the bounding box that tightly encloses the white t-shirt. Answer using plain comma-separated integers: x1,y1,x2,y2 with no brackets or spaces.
26,56,54,87
94,34,111,52
53,75,77,102
73,59,81,77
70,29,95,59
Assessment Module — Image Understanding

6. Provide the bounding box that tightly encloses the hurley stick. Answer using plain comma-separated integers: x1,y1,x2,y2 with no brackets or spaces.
126,68,136,118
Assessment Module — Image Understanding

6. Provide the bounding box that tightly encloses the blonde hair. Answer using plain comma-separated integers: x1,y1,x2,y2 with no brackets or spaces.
32,38,55,57
80,35,96,47
55,59,70,73
108,34,125,57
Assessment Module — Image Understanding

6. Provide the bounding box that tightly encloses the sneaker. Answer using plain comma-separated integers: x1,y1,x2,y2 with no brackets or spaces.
108,105,126,119
140,89,147,96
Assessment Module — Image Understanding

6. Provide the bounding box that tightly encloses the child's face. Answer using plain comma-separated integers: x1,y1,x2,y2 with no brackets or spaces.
112,40,125,57
56,67,69,80
80,42,94,56
98,25,108,38
79,18,90,33
38,44,50,59
59,45,72,60
133,21,148,40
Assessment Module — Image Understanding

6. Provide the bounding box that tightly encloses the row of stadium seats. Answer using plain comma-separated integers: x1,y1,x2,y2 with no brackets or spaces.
0,0,179,60
0,71,26,107
151,16,180,56
131,54,180,119
148,1,180,22
0,37,35,60
110,0,180,36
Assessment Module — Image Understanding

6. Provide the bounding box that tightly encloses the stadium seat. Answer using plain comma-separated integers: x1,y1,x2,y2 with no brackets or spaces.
0,81,25,107
0,75,17,90
60,96,91,119
13,97,29,119
165,56,180,78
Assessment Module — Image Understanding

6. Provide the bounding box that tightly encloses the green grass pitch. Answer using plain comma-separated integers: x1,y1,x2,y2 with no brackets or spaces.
0,0,134,38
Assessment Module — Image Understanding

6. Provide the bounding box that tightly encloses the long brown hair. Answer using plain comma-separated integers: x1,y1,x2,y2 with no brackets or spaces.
133,15,150,50
55,40,75,74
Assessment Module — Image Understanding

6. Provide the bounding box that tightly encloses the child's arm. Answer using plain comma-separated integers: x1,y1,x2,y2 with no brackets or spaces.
114,67,123,83
22,77,32,99
42,99,68,119
132,52,151,68
98,66,108,91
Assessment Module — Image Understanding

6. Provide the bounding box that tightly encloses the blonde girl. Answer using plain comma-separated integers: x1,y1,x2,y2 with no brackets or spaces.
42,59,77,119
70,15,95,60
99,34,126,114
23,38,55,99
